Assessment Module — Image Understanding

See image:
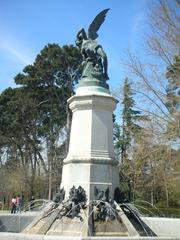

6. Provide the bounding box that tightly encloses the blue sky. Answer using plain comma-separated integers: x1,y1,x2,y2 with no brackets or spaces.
0,0,149,93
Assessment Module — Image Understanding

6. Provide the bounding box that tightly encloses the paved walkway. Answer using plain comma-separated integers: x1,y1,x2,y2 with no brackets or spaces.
0,210,39,216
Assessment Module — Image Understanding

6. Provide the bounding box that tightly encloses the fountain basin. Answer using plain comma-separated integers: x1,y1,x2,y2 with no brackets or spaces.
0,232,180,240
0,212,38,233
141,217,180,238
1,211,180,239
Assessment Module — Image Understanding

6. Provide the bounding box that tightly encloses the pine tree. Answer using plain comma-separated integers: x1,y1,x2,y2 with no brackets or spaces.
114,77,148,202
120,77,145,163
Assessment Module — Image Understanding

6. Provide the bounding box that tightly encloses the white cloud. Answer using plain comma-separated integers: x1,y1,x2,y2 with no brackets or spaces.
132,13,145,38
128,12,145,51
0,35,35,92
0,39,33,65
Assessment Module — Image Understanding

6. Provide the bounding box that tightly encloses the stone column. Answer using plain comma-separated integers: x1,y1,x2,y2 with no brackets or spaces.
61,90,119,202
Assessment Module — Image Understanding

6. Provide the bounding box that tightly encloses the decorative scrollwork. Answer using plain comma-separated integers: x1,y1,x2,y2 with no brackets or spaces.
59,186,87,221
93,186,119,222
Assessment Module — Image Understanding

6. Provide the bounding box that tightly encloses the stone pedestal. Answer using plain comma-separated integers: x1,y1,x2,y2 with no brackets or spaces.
61,91,119,201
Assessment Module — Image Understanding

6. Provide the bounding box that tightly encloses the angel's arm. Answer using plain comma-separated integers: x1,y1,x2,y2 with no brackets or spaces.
76,28,87,40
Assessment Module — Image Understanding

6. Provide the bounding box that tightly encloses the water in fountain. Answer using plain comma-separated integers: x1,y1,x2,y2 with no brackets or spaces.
133,200,165,217
1,193,180,238
120,203,157,236
22,199,52,212
133,204,158,217
21,186,137,237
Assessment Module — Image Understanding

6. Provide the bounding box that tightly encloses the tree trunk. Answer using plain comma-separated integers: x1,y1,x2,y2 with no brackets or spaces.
164,181,169,207
151,179,154,206
48,157,52,200
48,82,54,201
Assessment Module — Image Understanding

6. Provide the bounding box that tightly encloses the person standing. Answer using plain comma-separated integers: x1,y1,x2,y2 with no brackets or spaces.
16,195,21,213
11,196,16,214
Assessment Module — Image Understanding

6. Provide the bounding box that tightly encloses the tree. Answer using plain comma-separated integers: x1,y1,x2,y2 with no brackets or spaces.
147,0,179,66
165,55,180,142
15,44,82,199
165,54,180,140
119,77,146,163
0,87,41,199
166,54,180,112
15,44,82,137
125,0,179,123
122,1,180,207
113,78,148,202
0,44,82,201
132,136,180,207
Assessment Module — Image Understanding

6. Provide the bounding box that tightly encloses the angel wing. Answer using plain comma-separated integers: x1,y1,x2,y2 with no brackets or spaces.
87,9,109,40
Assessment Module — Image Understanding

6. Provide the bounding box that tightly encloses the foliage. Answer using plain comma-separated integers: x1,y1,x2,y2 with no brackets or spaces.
165,54,180,141
0,44,82,202
115,0,180,208
114,77,148,163
166,55,180,112
0,0,179,213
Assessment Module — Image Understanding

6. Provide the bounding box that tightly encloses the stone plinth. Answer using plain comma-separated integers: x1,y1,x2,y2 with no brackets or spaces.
61,93,119,201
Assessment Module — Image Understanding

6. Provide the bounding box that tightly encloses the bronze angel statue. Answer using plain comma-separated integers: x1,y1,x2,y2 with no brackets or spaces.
76,9,109,81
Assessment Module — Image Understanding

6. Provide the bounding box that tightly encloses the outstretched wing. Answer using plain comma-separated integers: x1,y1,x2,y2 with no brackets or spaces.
87,9,109,40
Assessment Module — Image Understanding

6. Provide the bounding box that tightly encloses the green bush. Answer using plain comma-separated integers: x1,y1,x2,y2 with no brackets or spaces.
159,207,180,218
